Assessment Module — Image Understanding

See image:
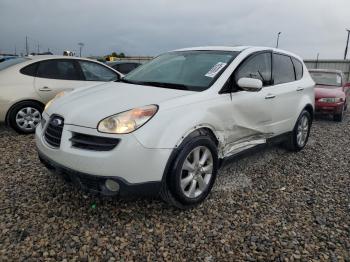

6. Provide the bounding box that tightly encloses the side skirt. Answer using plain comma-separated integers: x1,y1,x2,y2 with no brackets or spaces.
218,132,291,168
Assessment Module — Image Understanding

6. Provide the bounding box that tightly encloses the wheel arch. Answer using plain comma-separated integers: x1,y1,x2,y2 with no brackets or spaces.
5,99,45,125
160,126,220,207
174,125,220,148
303,103,314,122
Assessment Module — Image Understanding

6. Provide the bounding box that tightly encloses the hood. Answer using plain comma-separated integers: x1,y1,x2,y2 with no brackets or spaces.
315,85,344,99
47,82,194,128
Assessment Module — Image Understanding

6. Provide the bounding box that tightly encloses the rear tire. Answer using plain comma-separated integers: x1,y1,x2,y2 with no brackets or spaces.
285,110,311,152
160,130,218,209
8,101,44,134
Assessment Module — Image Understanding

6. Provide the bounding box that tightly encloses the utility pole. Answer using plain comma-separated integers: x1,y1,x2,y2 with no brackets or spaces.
78,42,84,57
14,45,17,55
316,53,319,69
37,44,40,54
344,29,350,60
25,36,29,56
276,32,281,48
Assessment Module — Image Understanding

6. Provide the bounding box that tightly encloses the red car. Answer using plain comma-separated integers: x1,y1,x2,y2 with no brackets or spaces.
309,69,350,122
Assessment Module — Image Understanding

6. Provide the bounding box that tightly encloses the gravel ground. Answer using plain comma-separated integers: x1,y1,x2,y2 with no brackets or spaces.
0,114,349,261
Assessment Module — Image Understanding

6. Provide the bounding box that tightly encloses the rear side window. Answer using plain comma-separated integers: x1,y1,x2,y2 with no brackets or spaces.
235,52,272,86
273,54,295,84
292,58,303,80
20,62,39,77
79,61,119,81
37,60,81,80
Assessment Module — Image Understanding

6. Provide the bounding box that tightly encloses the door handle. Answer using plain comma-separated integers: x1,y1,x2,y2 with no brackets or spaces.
265,94,276,99
296,87,304,91
39,86,52,91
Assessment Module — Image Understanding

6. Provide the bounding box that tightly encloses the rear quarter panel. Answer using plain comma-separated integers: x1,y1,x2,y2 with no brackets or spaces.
295,65,315,122
0,69,41,121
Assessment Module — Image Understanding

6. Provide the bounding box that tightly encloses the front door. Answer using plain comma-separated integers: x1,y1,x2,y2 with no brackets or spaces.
224,52,276,152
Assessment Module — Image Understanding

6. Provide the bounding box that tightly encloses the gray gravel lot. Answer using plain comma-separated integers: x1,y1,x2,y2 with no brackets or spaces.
0,114,349,261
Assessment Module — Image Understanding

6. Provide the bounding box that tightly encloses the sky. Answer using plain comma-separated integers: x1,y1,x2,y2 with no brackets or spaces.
0,0,350,59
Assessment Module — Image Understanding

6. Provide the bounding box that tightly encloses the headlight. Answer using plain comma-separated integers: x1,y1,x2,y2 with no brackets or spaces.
44,91,67,111
318,97,342,103
97,105,158,134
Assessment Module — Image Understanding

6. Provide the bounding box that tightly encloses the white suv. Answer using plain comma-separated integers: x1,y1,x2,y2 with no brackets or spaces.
35,46,315,208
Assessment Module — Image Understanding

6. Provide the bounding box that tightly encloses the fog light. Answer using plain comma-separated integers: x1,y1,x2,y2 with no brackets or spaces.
105,179,120,192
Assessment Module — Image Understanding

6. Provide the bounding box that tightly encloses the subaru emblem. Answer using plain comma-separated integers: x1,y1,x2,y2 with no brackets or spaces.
51,118,62,127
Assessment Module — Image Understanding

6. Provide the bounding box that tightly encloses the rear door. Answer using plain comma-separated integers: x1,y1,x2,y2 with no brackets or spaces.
268,53,302,134
34,59,87,103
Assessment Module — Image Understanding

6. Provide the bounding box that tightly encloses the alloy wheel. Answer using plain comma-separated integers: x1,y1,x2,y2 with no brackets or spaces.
15,107,42,131
180,146,213,198
296,115,309,147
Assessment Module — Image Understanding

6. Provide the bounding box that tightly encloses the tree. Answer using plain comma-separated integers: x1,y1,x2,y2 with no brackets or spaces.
119,52,125,58
111,52,118,57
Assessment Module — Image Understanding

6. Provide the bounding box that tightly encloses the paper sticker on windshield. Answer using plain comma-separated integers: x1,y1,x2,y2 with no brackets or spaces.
205,62,227,78
337,75,341,84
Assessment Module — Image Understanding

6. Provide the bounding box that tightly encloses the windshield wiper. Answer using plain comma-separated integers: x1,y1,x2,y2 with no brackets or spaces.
138,81,190,90
116,78,137,84
116,78,191,90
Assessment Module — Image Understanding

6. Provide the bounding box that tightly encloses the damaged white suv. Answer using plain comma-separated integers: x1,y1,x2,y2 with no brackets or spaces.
36,46,315,208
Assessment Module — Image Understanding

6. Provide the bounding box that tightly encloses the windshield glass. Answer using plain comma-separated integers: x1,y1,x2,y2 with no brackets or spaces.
309,71,342,87
0,57,29,71
123,51,238,91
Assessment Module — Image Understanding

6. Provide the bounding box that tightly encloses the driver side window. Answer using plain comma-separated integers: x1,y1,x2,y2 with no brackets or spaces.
235,52,272,87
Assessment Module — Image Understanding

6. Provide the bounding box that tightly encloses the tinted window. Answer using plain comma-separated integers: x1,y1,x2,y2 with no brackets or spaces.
113,63,140,74
0,58,29,71
292,58,303,80
235,52,272,86
37,60,81,80
79,61,119,81
20,62,39,77
273,54,295,84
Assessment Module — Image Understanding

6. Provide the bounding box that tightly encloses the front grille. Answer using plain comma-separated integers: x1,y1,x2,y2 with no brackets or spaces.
44,116,64,148
70,132,120,151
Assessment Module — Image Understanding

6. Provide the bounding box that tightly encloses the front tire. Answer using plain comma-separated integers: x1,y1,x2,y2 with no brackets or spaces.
8,101,43,134
285,110,312,152
160,130,218,209
333,105,344,122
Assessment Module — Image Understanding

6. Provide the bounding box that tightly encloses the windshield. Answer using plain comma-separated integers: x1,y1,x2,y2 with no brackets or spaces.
309,71,342,87
0,57,29,71
123,51,238,91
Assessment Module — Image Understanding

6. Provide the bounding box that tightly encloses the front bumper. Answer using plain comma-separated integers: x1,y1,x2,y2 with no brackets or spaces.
315,101,344,114
35,114,172,196
38,152,162,197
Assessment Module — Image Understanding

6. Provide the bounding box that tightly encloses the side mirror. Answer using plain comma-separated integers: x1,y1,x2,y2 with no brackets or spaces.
237,77,263,92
